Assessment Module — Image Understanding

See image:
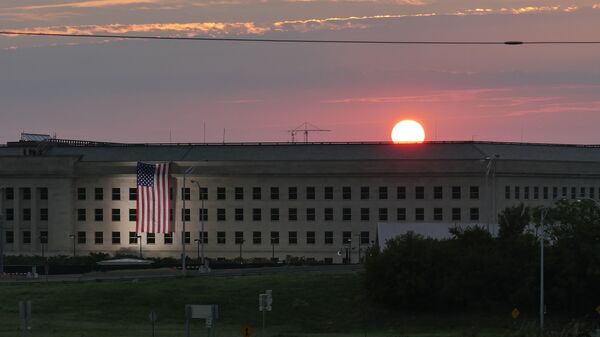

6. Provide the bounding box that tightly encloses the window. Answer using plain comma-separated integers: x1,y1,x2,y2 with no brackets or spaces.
434,186,443,199
470,186,479,199
505,186,511,199
94,188,103,200
5,231,14,244
235,208,244,221
199,187,209,200
325,208,334,221
235,187,244,200
129,232,138,244
397,186,406,199
288,208,297,221
524,186,530,199
129,209,136,222
571,187,576,199
415,186,425,199
6,208,14,221
111,209,120,222
181,187,190,200
112,188,120,201
39,231,48,244
580,187,586,198
77,231,86,244
22,188,31,200
146,233,155,245
342,208,351,221
164,233,173,245
23,208,31,221
270,208,279,221
270,231,279,244
288,231,298,244
379,208,388,221
40,208,48,221
217,208,226,221
199,208,208,222
590,187,595,200
181,208,190,222
360,231,370,245
306,186,315,200
342,231,351,244
361,208,370,221
253,231,262,244
470,208,479,221
129,188,137,200
553,187,558,199
360,186,369,200
217,232,226,244
434,208,443,221
77,209,86,221
235,231,244,244
324,186,333,200
288,187,297,200
23,231,32,244
270,187,279,200
306,208,315,221
452,208,461,221
95,232,103,244
543,187,549,200
452,186,461,199
252,187,262,200
515,186,521,199
94,209,104,221
112,232,121,244
306,231,316,244
342,186,351,200
39,187,48,200
5,188,14,200
198,231,208,244
217,187,226,200
415,208,424,221
397,208,406,221
533,186,539,199
253,208,262,221
561,187,567,198
324,231,334,245
378,186,388,200
184,231,191,244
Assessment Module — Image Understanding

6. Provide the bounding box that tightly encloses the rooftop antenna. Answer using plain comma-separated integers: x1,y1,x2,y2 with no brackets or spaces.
222,128,225,144
287,122,331,143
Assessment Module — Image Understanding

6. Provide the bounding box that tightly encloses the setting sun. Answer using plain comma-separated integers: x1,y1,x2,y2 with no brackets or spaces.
391,120,425,143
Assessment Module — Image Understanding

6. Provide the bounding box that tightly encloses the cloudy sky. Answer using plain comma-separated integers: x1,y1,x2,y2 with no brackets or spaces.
1,0,599,144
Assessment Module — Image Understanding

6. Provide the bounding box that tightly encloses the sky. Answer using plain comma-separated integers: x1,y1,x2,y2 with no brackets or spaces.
1,0,599,144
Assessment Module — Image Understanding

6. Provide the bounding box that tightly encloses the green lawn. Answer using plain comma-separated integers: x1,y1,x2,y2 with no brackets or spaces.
0,272,538,337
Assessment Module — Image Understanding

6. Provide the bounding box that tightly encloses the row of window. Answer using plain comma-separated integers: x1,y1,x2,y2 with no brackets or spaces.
2,208,48,221
1,187,48,201
505,186,600,201
4,230,371,246
75,186,481,202
75,207,480,222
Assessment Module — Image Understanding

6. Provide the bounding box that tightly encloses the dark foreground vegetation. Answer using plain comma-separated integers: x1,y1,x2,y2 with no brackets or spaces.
365,200,600,317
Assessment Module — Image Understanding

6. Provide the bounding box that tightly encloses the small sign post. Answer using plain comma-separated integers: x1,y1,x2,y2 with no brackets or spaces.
259,290,273,333
18,300,32,337
148,311,157,337
185,304,219,337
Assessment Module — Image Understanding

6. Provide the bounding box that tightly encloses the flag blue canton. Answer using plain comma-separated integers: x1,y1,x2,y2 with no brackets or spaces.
137,163,155,187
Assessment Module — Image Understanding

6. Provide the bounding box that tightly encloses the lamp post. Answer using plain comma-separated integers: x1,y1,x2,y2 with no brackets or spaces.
194,238,201,268
40,235,48,279
539,208,547,335
239,239,245,262
136,235,143,259
190,180,206,272
270,237,276,262
483,154,500,233
68,234,76,257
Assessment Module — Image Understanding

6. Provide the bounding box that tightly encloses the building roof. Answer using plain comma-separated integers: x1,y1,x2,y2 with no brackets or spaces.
2,139,600,162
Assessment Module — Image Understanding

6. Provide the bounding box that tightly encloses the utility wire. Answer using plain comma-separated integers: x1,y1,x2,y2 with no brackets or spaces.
2,31,600,45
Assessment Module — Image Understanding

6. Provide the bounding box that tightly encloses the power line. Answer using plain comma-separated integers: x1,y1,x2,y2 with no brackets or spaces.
1,31,600,45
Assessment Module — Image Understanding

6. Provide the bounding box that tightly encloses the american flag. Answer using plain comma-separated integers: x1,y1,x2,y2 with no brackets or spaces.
136,162,171,233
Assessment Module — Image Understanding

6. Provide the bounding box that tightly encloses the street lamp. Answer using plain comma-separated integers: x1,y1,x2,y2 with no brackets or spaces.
68,234,76,257
40,235,48,278
270,237,276,262
194,238,201,268
190,180,207,272
482,154,500,233
238,239,245,262
136,235,143,259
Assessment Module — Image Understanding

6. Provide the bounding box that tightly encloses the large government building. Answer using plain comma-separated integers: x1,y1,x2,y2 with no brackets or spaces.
1,134,600,263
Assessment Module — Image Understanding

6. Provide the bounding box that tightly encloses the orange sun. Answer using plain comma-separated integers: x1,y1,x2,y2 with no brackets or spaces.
391,120,425,143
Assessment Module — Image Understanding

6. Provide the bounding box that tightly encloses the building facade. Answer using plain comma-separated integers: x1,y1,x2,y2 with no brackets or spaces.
1,137,600,263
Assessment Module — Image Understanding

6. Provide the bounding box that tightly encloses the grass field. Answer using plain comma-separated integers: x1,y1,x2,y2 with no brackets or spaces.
0,272,543,337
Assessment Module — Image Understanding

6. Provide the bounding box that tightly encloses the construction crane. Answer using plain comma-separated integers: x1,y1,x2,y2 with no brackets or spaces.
287,122,331,143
